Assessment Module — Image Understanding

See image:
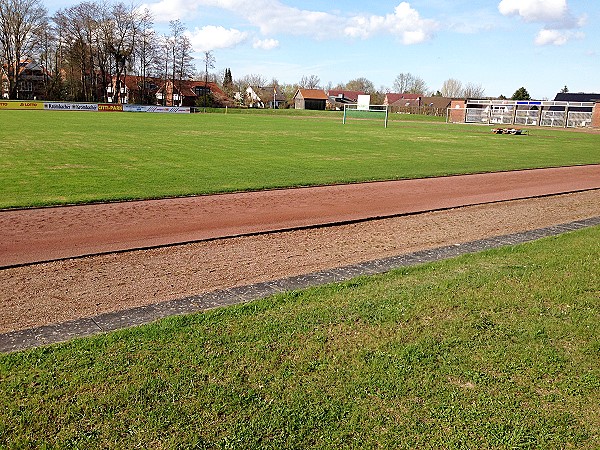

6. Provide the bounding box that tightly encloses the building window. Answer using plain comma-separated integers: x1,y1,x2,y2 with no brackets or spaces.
20,81,33,92
194,86,210,96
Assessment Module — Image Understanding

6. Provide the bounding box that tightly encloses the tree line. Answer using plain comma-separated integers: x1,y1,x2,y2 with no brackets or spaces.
1,0,197,102
4,0,537,105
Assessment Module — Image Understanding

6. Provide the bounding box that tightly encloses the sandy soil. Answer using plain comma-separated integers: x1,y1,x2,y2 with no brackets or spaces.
1,189,598,334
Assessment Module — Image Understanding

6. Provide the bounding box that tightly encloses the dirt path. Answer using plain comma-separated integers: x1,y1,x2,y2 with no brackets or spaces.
1,165,599,268
1,188,599,334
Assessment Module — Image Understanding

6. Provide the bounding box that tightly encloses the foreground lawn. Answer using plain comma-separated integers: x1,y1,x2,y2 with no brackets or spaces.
1,110,599,208
1,226,599,448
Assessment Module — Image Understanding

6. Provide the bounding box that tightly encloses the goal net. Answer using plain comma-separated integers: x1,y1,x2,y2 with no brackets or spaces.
343,103,390,128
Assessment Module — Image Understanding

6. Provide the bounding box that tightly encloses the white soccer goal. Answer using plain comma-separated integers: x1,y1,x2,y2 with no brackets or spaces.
342,103,390,128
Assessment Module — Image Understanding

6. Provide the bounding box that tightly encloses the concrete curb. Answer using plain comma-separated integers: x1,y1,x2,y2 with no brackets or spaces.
2,216,599,354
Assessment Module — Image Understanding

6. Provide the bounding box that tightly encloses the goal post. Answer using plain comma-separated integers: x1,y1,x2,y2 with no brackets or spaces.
342,103,390,128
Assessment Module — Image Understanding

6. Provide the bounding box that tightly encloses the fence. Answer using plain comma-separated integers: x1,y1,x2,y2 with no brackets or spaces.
449,102,596,129
514,110,540,126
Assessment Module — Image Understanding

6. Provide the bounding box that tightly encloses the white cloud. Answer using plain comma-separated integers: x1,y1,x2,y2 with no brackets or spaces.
253,38,280,50
534,29,567,46
498,0,569,23
143,0,437,45
534,29,584,46
243,1,336,38
187,26,248,52
344,2,437,44
141,0,197,22
498,0,586,45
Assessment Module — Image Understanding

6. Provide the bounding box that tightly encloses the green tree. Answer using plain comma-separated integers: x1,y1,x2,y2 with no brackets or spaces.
511,87,531,101
222,68,233,100
223,68,232,87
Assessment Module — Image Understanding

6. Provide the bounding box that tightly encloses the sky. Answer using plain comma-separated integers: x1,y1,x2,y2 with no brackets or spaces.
44,0,599,99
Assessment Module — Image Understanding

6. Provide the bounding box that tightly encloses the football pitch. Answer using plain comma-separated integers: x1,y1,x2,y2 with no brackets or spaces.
1,109,600,447
1,110,599,209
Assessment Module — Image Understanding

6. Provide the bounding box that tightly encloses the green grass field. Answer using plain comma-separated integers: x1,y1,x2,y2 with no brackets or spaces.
2,109,599,447
1,110,598,208
1,227,599,448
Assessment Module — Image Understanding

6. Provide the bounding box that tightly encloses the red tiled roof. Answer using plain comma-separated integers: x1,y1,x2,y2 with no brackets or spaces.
175,80,226,97
112,75,162,92
297,89,328,100
385,93,421,104
328,90,365,101
421,96,452,109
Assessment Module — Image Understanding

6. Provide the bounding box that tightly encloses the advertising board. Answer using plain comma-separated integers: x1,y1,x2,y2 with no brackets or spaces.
0,101,43,110
98,103,124,112
121,104,190,113
123,104,151,112
1,101,189,113
145,106,190,113
44,102,98,111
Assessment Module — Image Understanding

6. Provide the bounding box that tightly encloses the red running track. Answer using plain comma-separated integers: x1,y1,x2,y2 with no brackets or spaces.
1,165,599,268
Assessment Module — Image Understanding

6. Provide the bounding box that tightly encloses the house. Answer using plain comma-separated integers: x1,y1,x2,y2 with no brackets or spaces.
1,59,48,100
552,92,600,112
107,75,161,104
327,89,365,110
384,93,421,107
420,96,452,112
244,85,286,108
156,79,231,107
244,86,262,107
420,96,451,109
294,89,328,110
553,92,600,103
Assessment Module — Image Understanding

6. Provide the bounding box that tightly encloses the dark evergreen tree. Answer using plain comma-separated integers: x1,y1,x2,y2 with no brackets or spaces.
223,68,233,87
511,87,531,101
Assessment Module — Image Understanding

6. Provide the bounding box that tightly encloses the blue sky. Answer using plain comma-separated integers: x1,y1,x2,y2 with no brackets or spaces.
46,0,598,99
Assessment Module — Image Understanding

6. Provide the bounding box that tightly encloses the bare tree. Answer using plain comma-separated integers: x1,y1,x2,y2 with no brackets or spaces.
393,73,427,94
238,73,267,89
201,50,215,107
440,78,463,98
35,20,61,98
299,74,320,89
279,82,297,106
0,0,47,99
177,34,193,80
54,2,107,101
155,34,173,104
345,77,375,93
134,8,157,104
407,77,428,95
463,82,485,99
108,2,139,103
168,19,184,104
